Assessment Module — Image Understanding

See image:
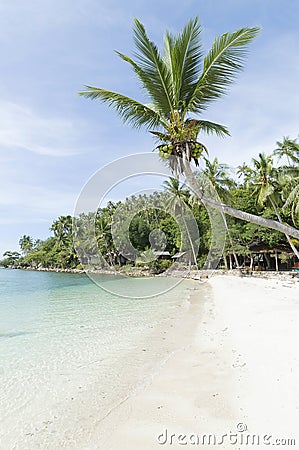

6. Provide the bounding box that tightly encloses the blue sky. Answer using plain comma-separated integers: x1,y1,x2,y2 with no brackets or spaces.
1,0,299,256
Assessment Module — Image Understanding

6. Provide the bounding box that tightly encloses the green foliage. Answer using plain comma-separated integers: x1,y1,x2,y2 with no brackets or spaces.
2,134,299,270
129,216,150,250
0,251,21,267
19,235,34,255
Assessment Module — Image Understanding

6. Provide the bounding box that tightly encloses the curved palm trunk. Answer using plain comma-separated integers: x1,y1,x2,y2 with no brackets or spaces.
183,162,299,240
269,197,299,260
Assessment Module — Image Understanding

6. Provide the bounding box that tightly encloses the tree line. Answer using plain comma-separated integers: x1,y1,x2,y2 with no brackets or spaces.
1,139,298,272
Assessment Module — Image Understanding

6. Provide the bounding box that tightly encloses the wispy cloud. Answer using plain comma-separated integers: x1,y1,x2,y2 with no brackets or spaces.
0,101,85,156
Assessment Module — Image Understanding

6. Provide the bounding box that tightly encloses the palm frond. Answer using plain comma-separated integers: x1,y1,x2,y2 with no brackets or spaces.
132,18,174,115
185,119,230,137
149,130,171,141
115,52,169,117
274,137,299,165
283,183,299,226
283,184,299,208
185,27,260,113
163,17,202,111
257,183,275,208
79,86,164,129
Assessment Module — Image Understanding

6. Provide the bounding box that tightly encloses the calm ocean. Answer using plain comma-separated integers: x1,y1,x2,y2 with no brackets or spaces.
0,268,202,449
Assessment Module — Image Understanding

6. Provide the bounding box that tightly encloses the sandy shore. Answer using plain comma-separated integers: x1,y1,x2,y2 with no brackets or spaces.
89,275,299,449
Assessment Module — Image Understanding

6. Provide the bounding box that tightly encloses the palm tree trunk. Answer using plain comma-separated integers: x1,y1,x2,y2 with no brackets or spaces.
178,202,198,271
269,197,299,260
183,162,299,240
264,252,271,270
275,251,279,271
220,210,240,269
229,253,233,270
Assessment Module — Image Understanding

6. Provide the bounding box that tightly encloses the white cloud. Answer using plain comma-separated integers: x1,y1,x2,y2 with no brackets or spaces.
0,101,84,156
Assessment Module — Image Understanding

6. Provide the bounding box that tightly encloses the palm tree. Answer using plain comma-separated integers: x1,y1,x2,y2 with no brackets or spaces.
19,235,34,255
202,157,235,203
274,137,299,166
251,153,278,208
51,215,74,250
96,213,115,266
50,216,77,267
251,153,299,259
163,177,190,214
273,137,299,230
280,163,299,231
80,17,299,240
283,179,299,228
237,162,253,185
2,251,21,266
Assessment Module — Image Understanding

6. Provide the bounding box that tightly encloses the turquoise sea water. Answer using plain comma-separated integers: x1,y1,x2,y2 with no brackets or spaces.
0,268,201,449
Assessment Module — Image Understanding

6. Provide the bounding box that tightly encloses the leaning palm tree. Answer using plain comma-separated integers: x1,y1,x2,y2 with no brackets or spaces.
80,17,299,240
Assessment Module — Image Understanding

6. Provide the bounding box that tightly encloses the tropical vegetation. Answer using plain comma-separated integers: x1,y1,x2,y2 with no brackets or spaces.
1,144,298,271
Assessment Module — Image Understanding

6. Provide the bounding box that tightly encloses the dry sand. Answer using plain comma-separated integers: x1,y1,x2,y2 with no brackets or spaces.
88,275,299,449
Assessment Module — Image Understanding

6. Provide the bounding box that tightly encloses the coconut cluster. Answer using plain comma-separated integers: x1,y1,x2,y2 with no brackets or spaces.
158,141,203,163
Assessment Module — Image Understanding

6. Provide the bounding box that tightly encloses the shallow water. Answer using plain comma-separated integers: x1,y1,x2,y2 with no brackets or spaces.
0,269,203,449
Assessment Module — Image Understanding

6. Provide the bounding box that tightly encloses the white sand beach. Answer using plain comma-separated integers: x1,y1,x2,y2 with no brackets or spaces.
90,275,299,450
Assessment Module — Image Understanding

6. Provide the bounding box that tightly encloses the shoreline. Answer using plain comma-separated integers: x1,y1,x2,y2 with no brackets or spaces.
2,265,299,284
